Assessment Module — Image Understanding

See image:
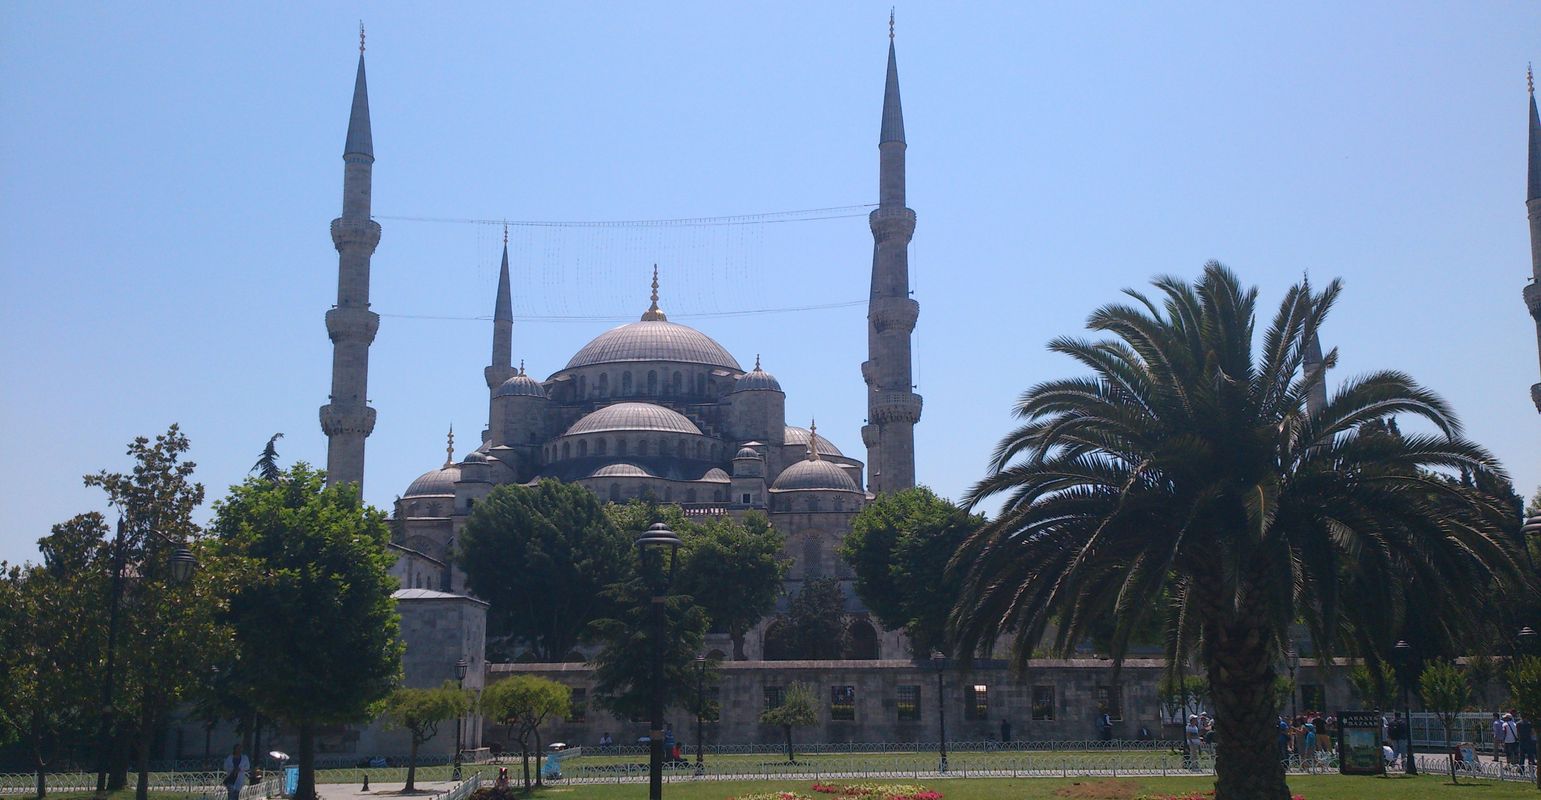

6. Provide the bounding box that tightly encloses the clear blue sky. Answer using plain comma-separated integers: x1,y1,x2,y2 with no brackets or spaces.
2,2,1538,565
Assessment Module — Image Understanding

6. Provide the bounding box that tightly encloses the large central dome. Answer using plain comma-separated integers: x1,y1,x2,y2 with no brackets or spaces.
565,320,742,371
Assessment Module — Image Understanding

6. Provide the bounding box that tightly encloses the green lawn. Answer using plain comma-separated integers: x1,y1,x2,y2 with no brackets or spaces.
513,774,1539,799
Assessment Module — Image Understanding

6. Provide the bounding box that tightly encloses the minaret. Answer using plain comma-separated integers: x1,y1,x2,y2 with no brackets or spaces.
485,226,516,392
1524,64,1541,413
861,13,923,493
1303,330,1328,417
320,27,382,488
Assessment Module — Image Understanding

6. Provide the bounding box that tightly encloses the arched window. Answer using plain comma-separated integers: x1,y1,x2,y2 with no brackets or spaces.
596,438,608,456
577,440,588,457
618,438,628,456
712,489,722,502
562,441,571,460
639,439,649,456
694,441,704,458
622,372,633,395
647,370,658,395
609,483,620,502
676,441,687,458
762,619,791,661
598,373,609,397
696,373,707,394
672,371,683,395
845,620,880,660
578,375,587,398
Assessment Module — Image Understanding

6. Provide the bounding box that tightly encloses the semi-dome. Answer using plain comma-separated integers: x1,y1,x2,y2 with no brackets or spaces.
566,402,703,436
565,320,742,371
732,357,782,393
735,446,762,459
699,467,731,483
589,463,653,478
771,459,859,492
783,426,842,457
494,372,548,398
404,465,461,497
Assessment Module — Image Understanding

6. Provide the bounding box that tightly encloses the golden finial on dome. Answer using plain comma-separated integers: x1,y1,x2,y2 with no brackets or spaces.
755,354,761,370
444,425,455,468
1530,63,1535,96
889,9,895,41
641,264,668,321
808,419,821,461
519,358,526,376
503,222,509,246
359,21,366,54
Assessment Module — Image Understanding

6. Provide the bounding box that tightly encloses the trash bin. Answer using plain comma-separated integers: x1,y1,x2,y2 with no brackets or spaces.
284,766,299,796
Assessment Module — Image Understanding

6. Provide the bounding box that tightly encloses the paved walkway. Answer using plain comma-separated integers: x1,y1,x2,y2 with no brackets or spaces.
316,780,462,800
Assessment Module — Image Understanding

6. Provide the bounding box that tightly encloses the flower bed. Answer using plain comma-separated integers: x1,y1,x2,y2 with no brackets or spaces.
731,783,941,800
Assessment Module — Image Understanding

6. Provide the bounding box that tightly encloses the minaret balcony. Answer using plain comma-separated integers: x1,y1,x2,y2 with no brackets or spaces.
330,217,382,252
868,206,916,241
1524,281,1541,318
868,296,919,334
320,403,377,437
325,307,380,343
870,390,923,424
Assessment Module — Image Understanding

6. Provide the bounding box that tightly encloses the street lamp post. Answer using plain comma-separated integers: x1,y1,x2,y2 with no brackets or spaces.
930,651,948,774
1394,640,1417,775
638,522,682,800
93,516,197,796
452,657,468,782
1286,643,1300,723
694,655,706,777
1518,626,1537,656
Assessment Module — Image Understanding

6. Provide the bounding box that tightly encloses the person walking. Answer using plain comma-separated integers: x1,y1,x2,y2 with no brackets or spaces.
1516,712,1536,769
1501,713,1520,768
221,743,250,800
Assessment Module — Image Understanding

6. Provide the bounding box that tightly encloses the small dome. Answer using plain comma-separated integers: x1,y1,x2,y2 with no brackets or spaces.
566,402,703,436
463,450,488,463
699,467,730,483
735,447,762,459
771,460,859,493
732,361,782,393
494,373,548,399
565,320,741,371
783,426,843,457
589,463,653,478
404,465,461,498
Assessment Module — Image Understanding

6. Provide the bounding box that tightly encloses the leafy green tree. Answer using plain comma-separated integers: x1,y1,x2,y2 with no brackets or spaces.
764,577,847,660
1507,656,1541,789
1159,675,1211,721
952,264,1529,800
480,676,570,789
587,573,712,722
459,480,631,661
1418,661,1470,783
676,513,788,660
842,487,980,655
381,684,469,791
760,682,818,762
212,464,402,800
1347,661,1398,711
0,522,107,800
84,426,219,800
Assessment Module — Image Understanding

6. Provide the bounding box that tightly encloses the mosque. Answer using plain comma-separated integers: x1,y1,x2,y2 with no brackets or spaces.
322,17,923,681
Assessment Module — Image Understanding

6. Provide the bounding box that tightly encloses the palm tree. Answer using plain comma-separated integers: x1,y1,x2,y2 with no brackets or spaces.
951,263,1528,799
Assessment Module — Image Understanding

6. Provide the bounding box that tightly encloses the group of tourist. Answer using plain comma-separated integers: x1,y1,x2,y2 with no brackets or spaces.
1183,713,1214,768
1492,710,1537,770
1276,712,1335,766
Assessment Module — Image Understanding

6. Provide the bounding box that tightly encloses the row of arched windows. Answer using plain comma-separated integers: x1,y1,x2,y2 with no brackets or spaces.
604,483,726,504
574,368,712,401
547,436,725,462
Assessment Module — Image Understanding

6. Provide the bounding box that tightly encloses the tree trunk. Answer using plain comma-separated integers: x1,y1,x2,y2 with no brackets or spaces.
109,726,131,791
30,708,46,800
533,728,543,788
295,722,316,800
731,632,746,661
1206,612,1292,800
404,735,419,792
134,687,155,800
783,726,794,763
520,743,530,790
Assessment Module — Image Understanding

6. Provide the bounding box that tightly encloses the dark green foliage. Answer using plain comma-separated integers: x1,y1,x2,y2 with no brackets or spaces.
675,512,788,660
1347,661,1397,711
480,676,570,789
1419,662,1470,783
459,481,632,661
586,575,713,721
759,682,819,762
251,433,284,483
842,487,980,656
953,264,1529,800
381,684,469,791
212,464,402,800
764,577,847,661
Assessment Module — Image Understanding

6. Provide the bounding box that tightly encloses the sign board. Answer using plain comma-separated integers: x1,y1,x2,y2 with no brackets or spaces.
1337,710,1384,775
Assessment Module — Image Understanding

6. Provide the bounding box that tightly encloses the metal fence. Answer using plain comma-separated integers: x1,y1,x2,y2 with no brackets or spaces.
0,771,278,798
574,738,1173,759
1412,753,1538,784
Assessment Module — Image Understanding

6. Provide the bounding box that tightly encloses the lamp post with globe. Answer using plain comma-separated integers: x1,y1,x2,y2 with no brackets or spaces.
694,655,706,777
1394,640,1418,775
930,651,948,774
638,522,682,800
452,657,468,781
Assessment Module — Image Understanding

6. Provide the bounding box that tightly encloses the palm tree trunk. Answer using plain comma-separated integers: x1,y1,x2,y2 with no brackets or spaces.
1206,613,1292,800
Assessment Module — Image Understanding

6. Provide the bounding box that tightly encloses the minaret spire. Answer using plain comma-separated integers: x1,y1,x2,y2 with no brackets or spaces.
321,34,382,488
1302,330,1328,417
808,419,821,461
1524,62,1541,412
485,225,516,391
641,265,668,321
444,425,455,468
862,17,923,493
